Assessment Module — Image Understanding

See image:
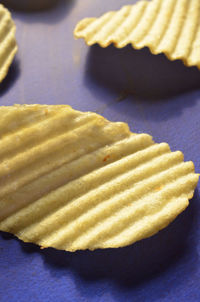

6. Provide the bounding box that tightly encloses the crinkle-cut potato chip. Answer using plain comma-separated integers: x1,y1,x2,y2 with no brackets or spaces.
0,4,17,83
74,0,200,69
0,105,198,252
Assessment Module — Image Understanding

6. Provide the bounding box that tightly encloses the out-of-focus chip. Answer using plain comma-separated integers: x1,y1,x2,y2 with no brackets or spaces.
0,105,198,251
0,4,17,83
74,0,200,69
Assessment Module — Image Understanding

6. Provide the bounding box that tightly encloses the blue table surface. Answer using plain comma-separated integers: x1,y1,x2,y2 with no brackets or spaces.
0,1,200,301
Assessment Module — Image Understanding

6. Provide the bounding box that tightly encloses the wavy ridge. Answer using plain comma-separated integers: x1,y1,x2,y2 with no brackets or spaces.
74,0,200,69
0,105,198,251
0,4,17,82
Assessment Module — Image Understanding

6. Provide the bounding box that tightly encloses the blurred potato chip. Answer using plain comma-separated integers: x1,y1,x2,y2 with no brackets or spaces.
74,0,200,69
0,105,198,251
0,4,17,83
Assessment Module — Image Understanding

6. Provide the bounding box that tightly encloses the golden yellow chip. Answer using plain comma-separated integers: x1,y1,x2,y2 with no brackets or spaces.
74,0,200,69
0,105,198,251
0,4,17,83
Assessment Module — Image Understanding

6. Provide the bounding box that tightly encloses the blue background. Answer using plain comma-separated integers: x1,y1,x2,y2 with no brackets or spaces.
0,1,200,301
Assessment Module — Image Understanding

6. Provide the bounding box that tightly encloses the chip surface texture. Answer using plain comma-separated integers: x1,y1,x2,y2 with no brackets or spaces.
74,0,200,69
0,105,198,251
0,4,17,83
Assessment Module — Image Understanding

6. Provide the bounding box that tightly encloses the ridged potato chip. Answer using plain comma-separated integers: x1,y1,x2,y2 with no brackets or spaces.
74,0,200,69
0,105,198,251
0,4,17,83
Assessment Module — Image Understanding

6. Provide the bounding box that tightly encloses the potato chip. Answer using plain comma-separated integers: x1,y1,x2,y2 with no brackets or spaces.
74,0,200,69
0,105,198,251
0,4,17,83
